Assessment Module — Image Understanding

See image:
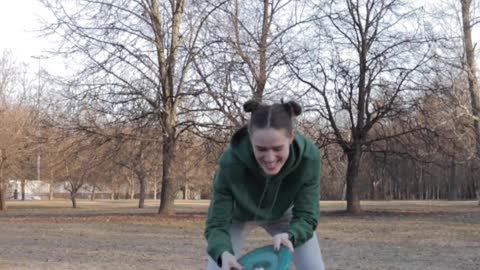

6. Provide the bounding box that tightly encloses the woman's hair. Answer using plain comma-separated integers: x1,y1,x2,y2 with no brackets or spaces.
243,99,302,135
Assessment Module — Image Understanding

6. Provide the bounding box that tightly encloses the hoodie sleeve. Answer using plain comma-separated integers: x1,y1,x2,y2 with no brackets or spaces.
287,158,320,247
204,168,234,266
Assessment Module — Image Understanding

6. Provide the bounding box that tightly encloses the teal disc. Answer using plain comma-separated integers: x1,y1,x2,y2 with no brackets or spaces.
238,245,291,270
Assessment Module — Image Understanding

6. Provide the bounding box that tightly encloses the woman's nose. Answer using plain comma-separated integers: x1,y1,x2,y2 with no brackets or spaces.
264,151,275,161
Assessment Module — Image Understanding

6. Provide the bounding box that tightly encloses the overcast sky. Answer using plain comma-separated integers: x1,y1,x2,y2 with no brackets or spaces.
0,1,54,65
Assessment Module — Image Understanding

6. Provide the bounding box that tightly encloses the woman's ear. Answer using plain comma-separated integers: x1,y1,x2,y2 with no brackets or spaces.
289,130,295,144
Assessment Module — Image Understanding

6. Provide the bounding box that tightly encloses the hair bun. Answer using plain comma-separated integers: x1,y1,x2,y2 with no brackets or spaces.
283,100,302,116
243,99,262,113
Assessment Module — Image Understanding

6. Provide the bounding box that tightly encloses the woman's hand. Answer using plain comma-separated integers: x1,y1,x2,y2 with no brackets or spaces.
220,251,243,270
272,233,294,253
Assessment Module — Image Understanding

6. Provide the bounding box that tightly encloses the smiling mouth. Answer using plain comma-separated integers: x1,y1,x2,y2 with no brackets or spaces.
264,161,279,170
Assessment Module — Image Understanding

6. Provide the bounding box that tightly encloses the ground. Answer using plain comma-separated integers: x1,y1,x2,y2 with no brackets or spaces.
0,200,479,270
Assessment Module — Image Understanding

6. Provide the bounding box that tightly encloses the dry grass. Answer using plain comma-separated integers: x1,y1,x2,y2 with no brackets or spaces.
0,200,479,270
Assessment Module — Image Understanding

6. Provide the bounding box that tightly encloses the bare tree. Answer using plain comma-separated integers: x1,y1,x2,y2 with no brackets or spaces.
40,0,222,215
113,138,161,208
192,0,312,137
287,0,432,213
224,0,307,101
172,132,213,200
0,148,6,210
47,132,109,208
431,0,480,203
0,52,37,211
461,0,480,205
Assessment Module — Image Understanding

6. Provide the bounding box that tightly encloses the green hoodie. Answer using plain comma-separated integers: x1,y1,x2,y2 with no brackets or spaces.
204,127,321,263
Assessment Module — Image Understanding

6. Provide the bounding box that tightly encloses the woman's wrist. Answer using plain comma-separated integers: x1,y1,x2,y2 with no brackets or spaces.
287,231,294,242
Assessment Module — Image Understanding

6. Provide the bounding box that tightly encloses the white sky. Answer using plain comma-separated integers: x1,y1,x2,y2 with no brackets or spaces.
0,0,479,76
0,0,55,68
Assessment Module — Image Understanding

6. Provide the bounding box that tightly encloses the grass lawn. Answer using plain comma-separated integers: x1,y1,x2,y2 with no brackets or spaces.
0,200,479,269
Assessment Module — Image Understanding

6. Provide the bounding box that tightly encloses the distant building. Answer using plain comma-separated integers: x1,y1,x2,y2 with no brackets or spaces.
8,180,52,200
7,180,91,200
7,180,203,200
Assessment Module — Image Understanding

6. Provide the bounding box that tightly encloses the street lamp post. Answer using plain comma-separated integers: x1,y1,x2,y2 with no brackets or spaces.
30,55,47,182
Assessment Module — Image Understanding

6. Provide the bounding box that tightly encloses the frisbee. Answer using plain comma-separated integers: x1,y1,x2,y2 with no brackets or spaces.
238,245,291,270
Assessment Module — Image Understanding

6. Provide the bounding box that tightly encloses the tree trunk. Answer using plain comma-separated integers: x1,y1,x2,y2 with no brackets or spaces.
430,182,437,201
476,176,480,205
149,0,183,215
370,171,376,200
382,178,387,200
448,158,457,200
255,0,269,100
0,150,7,210
159,130,176,215
427,175,431,200
184,183,189,200
0,182,6,211
462,0,480,206
153,179,157,200
49,183,54,200
49,169,54,200
111,177,115,200
137,169,146,209
345,149,362,214
129,176,135,200
21,179,26,201
418,166,423,200
405,171,410,200
71,192,77,208
90,185,96,201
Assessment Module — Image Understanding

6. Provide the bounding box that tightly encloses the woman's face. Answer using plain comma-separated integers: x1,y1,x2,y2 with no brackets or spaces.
250,128,294,176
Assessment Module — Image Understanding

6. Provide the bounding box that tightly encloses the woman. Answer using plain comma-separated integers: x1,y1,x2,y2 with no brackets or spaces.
205,100,325,270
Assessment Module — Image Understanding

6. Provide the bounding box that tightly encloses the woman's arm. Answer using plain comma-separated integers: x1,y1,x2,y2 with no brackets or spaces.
287,159,321,247
204,168,235,266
